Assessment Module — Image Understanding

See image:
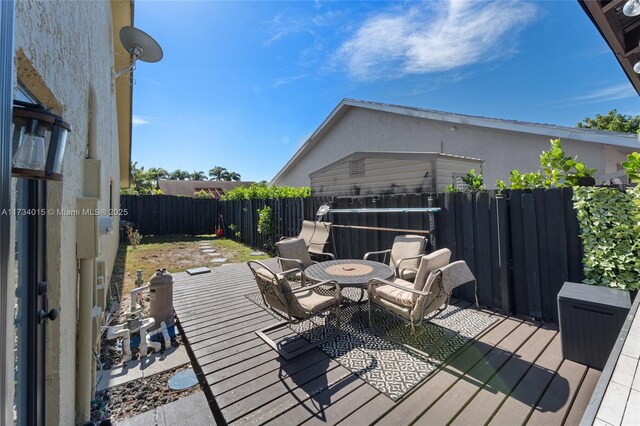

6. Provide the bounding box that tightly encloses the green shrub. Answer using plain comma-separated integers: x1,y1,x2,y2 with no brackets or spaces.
622,152,640,183
445,169,485,193
221,182,310,200
193,190,214,199
573,186,640,290
257,205,275,251
497,139,596,189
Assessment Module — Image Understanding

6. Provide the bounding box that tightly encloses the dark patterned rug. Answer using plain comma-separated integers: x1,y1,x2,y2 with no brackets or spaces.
246,289,497,401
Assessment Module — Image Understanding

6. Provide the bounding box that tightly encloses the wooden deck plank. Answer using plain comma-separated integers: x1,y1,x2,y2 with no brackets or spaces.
173,259,596,425
450,326,557,425
412,321,541,425
337,393,395,426
488,333,564,426
564,368,601,426
526,359,588,425
222,362,352,423
375,316,520,426
260,374,371,426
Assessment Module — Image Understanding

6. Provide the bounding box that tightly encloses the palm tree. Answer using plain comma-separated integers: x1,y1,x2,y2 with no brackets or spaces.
226,171,241,182
208,166,228,181
170,169,190,180
191,171,206,181
148,167,169,186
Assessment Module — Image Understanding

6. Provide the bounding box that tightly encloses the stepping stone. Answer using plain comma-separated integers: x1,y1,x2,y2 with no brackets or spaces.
211,258,227,264
186,267,210,275
207,253,221,257
201,249,217,253
168,369,198,390
199,244,212,249
250,251,265,256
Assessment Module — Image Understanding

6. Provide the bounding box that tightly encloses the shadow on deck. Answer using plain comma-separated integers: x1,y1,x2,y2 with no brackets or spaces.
172,260,600,425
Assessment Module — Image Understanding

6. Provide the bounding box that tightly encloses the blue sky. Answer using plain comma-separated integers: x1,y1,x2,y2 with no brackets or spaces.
130,0,639,182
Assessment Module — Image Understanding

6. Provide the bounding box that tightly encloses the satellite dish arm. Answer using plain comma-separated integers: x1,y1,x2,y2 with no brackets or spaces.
113,46,143,79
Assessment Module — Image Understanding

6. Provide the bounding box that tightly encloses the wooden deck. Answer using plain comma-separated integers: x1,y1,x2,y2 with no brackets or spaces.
172,260,600,425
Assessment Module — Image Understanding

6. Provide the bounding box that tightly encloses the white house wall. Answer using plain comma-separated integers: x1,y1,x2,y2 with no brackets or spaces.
276,107,633,188
14,1,120,424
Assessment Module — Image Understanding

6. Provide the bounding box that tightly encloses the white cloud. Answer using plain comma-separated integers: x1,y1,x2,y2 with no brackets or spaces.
541,83,636,108
335,0,537,80
273,74,309,88
132,115,149,126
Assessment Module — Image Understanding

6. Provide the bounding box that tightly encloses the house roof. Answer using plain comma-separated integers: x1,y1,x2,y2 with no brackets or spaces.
309,151,484,178
578,0,640,96
157,180,253,198
271,99,639,184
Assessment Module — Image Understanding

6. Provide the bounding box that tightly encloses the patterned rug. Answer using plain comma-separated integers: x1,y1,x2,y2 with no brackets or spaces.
246,289,497,401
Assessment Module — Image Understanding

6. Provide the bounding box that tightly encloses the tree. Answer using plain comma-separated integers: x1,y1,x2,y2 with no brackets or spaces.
191,171,207,181
226,171,241,182
123,162,158,194
577,109,640,134
147,167,169,186
169,169,191,180
208,166,228,181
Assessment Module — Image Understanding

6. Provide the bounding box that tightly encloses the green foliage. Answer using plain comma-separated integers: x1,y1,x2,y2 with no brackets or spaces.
191,171,207,181
193,190,214,199
577,109,640,134
622,152,640,183
462,169,485,191
497,139,597,189
496,180,507,191
257,205,275,251
221,182,311,200
209,166,241,181
125,224,143,248
445,169,485,193
573,186,640,290
121,162,165,195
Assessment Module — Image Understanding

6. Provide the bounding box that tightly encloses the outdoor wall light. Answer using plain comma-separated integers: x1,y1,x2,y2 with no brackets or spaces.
12,100,71,181
623,0,640,16
634,59,640,73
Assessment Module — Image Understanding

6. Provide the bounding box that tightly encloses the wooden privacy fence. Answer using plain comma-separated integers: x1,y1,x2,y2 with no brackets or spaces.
121,189,583,322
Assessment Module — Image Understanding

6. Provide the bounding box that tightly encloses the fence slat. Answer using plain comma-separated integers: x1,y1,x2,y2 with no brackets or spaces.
521,193,542,319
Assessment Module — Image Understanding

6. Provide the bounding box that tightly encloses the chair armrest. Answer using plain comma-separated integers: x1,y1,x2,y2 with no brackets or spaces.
291,280,342,303
363,249,391,261
367,278,430,297
311,251,336,260
394,254,424,276
277,257,305,270
279,267,307,287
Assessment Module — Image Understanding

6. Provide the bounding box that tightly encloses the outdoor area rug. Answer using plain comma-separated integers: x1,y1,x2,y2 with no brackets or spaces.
246,289,498,401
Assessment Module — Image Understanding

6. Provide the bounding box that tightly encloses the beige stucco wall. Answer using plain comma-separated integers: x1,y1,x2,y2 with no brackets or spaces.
14,0,121,424
275,108,637,189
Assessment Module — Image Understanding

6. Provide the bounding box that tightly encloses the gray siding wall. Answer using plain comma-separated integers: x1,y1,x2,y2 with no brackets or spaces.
311,156,483,196
275,108,635,188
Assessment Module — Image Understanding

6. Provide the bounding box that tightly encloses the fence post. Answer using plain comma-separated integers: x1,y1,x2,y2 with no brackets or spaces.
428,196,436,249
496,193,512,314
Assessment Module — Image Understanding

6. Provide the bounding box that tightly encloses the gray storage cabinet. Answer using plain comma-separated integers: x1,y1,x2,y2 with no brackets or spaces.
558,282,631,370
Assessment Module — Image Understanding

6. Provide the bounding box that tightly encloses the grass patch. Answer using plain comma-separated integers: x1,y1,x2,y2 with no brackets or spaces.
117,235,270,297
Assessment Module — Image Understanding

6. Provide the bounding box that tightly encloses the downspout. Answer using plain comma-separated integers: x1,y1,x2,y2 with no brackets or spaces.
76,86,98,424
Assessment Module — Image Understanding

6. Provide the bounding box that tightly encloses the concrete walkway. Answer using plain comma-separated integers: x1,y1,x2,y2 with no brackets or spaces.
97,345,190,392
116,392,214,426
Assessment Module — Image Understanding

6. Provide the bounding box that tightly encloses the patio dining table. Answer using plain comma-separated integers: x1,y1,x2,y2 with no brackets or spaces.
304,259,394,303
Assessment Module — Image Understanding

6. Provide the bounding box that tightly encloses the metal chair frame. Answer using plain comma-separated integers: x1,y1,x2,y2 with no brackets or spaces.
247,261,342,360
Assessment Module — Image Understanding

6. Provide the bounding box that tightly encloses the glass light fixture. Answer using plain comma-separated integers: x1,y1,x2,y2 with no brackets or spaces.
11,101,71,180
634,59,640,73
623,0,640,17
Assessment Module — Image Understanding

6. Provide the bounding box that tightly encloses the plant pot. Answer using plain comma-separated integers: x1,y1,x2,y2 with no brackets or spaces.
577,176,596,186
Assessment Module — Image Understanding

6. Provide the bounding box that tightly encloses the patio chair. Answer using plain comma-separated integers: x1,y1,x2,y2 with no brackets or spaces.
275,237,318,282
247,261,341,360
363,234,427,281
281,220,336,261
368,251,478,356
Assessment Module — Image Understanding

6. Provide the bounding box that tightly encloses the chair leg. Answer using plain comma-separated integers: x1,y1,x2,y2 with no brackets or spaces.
255,310,341,361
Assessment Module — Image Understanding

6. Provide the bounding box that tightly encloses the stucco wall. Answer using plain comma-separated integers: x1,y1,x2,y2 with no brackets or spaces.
275,108,636,189
14,1,121,424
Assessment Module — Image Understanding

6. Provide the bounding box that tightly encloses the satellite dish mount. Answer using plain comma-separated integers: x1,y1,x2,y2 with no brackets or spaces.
113,26,163,79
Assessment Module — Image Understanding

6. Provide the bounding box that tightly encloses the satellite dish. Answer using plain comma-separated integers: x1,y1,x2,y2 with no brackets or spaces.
316,204,330,218
113,26,163,78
